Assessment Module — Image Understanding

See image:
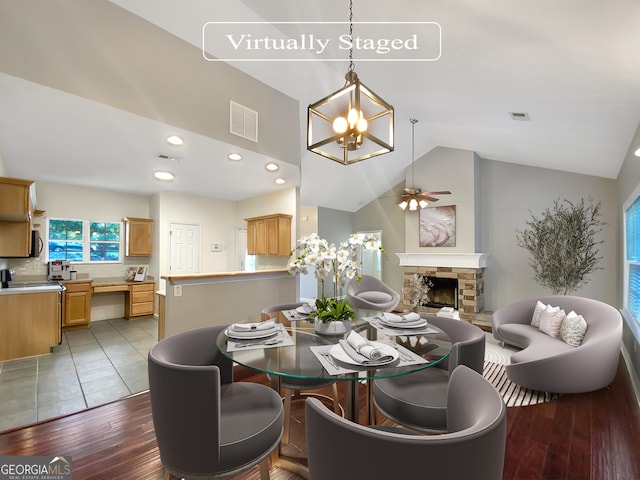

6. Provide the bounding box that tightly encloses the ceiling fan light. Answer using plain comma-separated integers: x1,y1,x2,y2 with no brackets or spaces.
635,148,640,157
399,200,408,210
409,198,418,210
419,199,429,209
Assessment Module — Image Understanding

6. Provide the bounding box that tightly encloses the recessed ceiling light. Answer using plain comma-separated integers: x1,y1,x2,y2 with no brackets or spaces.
228,153,242,161
154,171,175,181
265,162,279,172
166,135,184,146
635,148,640,157
275,178,286,185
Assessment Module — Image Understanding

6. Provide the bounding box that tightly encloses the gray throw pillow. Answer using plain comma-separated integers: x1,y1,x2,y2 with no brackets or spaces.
560,311,588,347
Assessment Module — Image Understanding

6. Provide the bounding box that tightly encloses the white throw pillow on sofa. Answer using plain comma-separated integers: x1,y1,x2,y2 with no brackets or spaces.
531,300,547,327
560,311,588,346
538,304,565,338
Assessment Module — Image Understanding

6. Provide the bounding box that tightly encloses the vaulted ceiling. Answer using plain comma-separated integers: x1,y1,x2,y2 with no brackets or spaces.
1,0,639,212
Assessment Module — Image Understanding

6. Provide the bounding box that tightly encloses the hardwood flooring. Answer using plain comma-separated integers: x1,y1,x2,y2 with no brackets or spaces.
0,358,638,480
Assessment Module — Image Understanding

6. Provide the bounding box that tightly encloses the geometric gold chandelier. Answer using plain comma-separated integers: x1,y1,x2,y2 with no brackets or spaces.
307,0,394,165
398,118,451,210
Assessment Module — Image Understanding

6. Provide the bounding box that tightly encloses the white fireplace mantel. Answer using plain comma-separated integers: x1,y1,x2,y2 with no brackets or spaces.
396,253,490,269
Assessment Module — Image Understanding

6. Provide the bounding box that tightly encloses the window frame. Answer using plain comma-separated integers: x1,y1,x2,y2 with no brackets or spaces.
47,218,123,264
622,184,640,341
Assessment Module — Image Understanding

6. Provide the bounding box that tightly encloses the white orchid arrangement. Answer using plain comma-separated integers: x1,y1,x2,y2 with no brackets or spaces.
287,233,384,297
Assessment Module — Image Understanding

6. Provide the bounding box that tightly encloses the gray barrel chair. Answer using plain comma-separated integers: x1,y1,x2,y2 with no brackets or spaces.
261,302,341,444
306,365,507,480
373,316,486,432
148,325,284,480
346,275,401,312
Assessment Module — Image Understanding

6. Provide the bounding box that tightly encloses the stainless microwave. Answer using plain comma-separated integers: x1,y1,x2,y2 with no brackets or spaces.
30,230,43,258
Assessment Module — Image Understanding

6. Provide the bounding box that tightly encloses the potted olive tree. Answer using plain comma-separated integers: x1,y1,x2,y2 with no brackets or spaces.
515,198,604,295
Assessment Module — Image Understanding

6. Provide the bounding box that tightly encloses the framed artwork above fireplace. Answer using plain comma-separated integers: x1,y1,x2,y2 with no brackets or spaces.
419,205,456,247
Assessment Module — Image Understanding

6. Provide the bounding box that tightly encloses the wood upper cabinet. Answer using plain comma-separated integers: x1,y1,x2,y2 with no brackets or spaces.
61,281,92,328
0,176,33,221
245,214,292,256
124,217,153,256
0,177,34,257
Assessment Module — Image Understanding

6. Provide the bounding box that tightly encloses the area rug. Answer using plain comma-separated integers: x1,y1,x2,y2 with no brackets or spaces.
483,333,561,407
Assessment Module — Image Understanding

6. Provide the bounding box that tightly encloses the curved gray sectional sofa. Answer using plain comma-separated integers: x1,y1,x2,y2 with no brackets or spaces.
492,295,622,394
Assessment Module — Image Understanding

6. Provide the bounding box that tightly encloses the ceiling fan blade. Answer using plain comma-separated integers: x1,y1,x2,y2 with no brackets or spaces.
418,195,439,202
421,191,451,195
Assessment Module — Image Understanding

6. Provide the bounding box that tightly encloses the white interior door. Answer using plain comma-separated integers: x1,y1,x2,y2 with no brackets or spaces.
170,223,201,274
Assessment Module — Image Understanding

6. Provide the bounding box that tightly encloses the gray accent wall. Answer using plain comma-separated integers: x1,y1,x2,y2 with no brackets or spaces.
353,147,619,313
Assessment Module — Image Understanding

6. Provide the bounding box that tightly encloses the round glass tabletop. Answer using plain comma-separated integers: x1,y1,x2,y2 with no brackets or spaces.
216,309,453,382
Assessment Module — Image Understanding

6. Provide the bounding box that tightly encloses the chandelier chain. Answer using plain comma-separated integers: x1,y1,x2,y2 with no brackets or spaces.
348,0,354,72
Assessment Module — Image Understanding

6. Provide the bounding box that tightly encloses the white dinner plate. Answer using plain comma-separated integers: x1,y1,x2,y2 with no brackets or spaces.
378,318,429,329
329,341,399,366
296,305,314,314
225,328,279,340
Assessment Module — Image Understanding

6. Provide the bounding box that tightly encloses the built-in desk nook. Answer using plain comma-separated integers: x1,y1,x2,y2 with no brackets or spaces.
61,278,156,329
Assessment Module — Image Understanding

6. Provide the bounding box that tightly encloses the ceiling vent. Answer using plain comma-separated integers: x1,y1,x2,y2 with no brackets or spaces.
509,112,530,121
230,101,258,142
156,153,181,163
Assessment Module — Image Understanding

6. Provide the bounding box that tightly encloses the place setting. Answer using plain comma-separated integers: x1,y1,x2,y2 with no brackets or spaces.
311,331,428,375
281,301,316,321
225,319,295,351
365,311,440,336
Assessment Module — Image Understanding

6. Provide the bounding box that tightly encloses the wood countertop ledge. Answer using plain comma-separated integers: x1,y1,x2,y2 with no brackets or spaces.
162,269,288,282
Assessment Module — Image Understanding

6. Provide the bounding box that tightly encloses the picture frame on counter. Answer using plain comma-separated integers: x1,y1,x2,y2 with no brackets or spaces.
134,266,148,282
125,266,148,282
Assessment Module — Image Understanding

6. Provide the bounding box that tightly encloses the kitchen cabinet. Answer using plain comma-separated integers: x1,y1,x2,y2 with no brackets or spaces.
245,214,292,256
0,289,61,361
123,217,153,256
0,177,34,257
61,280,92,328
125,281,155,319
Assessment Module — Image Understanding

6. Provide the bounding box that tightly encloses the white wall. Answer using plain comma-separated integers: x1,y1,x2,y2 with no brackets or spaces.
405,147,478,253
156,191,237,284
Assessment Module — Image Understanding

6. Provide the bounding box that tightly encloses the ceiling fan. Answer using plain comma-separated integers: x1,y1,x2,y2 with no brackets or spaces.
398,118,451,211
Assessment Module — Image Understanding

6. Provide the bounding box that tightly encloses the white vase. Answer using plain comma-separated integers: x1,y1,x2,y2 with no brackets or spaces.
314,320,352,336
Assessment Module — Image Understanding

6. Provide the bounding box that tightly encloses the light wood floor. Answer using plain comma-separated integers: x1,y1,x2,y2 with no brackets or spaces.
0,358,639,480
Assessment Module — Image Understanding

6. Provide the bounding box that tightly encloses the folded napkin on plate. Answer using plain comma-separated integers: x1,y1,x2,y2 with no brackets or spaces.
379,312,425,325
338,331,395,365
229,319,276,332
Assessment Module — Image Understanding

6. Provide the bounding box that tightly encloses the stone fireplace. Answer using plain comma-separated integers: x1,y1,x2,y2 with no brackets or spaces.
397,253,489,315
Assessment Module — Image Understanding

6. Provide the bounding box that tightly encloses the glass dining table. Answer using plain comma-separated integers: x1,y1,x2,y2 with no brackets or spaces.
215,308,453,424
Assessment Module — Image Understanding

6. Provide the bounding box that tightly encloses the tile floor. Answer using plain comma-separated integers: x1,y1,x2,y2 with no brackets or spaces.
0,317,158,432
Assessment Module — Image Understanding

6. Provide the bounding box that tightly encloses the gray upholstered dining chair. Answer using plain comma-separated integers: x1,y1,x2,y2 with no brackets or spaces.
346,275,401,312
261,302,341,444
148,325,284,480
306,365,507,480
373,316,486,432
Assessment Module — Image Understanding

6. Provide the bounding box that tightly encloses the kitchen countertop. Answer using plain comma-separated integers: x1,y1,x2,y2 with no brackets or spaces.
0,277,155,295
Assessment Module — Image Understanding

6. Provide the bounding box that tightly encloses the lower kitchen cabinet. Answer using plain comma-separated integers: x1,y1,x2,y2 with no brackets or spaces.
0,290,61,361
125,282,155,319
61,280,92,328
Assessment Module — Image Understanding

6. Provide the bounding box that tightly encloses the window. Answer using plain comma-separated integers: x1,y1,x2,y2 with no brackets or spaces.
48,218,121,263
624,194,640,324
